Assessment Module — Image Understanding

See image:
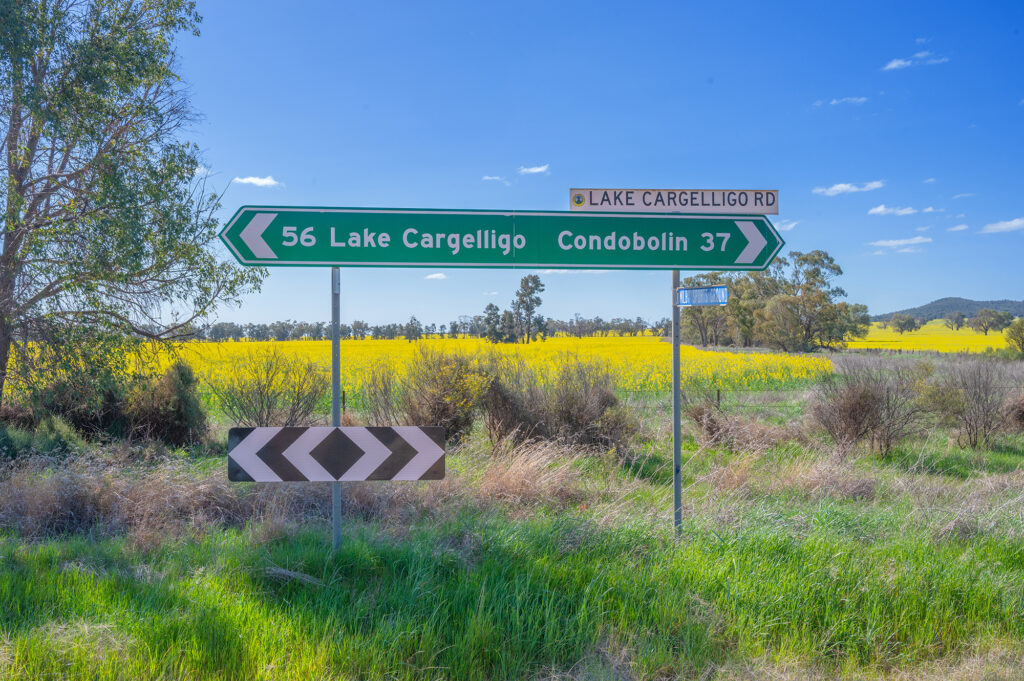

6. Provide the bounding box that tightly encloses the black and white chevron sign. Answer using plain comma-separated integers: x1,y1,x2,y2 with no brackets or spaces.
227,426,445,482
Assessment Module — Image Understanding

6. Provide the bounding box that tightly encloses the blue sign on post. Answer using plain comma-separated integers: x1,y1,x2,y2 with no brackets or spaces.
676,285,729,306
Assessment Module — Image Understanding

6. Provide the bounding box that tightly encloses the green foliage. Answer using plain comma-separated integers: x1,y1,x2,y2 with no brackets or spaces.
889,313,920,334
13,329,146,436
0,0,262,406
969,309,1014,335
31,415,87,454
0,423,35,458
126,361,207,446
1005,318,1024,354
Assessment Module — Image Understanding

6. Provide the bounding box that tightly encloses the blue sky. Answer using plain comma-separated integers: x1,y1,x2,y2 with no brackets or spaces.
178,1,1024,326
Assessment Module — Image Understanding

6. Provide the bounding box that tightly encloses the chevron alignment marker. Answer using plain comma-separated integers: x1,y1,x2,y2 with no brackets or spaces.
227,426,445,482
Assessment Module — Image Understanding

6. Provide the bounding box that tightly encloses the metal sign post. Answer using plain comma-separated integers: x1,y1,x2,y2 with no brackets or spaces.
331,267,342,551
671,270,682,535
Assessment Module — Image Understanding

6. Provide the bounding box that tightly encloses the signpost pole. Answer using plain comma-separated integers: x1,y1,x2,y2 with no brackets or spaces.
671,270,682,535
331,267,342,551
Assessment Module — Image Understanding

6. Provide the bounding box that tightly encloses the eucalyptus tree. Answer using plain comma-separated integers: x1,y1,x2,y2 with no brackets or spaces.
0,0,260,402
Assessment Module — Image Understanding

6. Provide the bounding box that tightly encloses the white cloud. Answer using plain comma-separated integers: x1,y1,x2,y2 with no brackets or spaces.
194,164,211,177
232,175,281,187
424,273,447,280
539,269,610,275
922,206,944,213
953,193,975,199
868,204,918,216
981,217,1024,234
916,37,929,44
868,236,932,248
518,164,550,175
813,99,823,107
915,226,931,232
872,250,887,256
883,58,913,71
812,180,884,196
923,177,935,183
883,50,948,71
896,247,922,253
482,175,509,186
774,219,798,231
830,96,868,105
947,224,969,232
483,291,498,296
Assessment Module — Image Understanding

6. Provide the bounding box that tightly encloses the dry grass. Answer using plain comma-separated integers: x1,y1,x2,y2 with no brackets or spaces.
705,451,879,503
0,439,606,544
712,644,1024,680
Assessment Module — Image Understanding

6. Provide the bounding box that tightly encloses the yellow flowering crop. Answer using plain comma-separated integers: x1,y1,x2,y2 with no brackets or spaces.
171,336,831,402
846,320,1009,353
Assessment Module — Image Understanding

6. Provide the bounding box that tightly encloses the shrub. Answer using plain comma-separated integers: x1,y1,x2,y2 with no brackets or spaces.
400,346,487,442
126,362,207,446
930,359,1011,449
13,330,143,436
361,360,404,427
207,348,329,427
1004,393,1024,431
480,354,548,443
482,353,635,455
811,357,927,454
31,415,87,454
811,375,879,448
0,424,35,458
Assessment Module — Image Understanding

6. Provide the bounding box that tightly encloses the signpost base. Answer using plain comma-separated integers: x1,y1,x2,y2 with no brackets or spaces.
672,270,682,536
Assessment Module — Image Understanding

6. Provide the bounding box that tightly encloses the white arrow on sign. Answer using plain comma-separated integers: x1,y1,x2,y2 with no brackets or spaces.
241,212,278,259
734,220,767,264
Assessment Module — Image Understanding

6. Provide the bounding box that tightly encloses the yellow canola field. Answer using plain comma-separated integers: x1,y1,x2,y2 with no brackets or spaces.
175,336,831,398
846,320,1009,353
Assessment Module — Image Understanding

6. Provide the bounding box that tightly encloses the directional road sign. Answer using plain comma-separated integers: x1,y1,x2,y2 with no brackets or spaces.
228,426,445,482
220,207,784,271
677,285,730,307
570,188,778,214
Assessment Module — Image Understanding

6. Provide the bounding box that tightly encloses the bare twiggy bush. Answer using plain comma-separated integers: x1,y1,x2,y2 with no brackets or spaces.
361,360,405,427
206,348,328,427
812,357,927,454
930,359,1012,448
483,353,636,456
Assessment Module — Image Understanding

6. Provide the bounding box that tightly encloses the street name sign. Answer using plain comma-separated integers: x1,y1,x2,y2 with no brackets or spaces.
570,188,778,214
677,285,729,307
220,206,784,271
228,426,445,482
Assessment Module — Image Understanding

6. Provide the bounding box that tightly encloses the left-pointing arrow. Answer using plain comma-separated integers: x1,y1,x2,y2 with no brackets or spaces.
241,212,278,259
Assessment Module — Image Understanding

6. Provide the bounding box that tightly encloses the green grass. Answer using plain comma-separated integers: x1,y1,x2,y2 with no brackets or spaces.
2,504,1023,680
2,388,1024,679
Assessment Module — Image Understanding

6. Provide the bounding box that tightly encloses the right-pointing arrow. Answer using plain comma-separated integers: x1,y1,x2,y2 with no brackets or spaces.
735,220,767,264
241,212,278,259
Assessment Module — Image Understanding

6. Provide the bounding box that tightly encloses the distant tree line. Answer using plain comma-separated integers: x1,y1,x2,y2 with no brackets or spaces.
883,308,1018,336
195,251,875,352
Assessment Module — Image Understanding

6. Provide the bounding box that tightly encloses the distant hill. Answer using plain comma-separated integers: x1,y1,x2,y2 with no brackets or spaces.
873,297,1024,322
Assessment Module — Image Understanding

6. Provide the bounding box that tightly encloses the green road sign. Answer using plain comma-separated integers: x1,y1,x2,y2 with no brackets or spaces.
220,206,784,271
